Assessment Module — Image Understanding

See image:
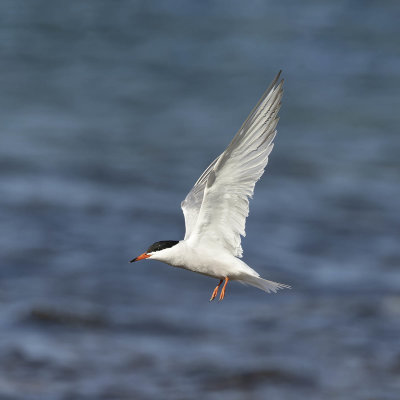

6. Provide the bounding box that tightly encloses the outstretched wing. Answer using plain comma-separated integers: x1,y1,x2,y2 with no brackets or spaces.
181,71,283,257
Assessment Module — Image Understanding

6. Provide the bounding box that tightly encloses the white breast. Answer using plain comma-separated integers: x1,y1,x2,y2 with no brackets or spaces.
149,241,259,280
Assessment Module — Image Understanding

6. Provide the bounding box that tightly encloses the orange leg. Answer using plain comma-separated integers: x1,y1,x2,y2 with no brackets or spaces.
210,279,223,302
219,277,229,301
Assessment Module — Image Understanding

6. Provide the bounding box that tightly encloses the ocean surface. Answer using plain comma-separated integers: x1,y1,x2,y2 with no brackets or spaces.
1,1,399,399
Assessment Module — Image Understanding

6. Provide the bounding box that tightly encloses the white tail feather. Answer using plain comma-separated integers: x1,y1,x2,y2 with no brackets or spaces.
240,275,291,293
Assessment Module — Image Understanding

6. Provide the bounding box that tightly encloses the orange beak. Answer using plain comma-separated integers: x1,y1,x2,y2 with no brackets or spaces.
130,253,150,263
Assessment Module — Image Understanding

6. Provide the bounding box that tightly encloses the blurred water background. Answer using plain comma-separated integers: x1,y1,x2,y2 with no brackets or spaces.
1,1,399,399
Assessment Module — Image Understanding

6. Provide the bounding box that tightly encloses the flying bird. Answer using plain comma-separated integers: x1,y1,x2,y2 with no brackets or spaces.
131,71,290,301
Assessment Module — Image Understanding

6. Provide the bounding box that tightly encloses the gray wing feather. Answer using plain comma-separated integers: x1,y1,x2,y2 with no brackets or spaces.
181,155,221,239
181,72,283,255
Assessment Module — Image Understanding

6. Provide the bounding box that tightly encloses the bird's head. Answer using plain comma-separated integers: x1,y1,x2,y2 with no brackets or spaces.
130,240,180,263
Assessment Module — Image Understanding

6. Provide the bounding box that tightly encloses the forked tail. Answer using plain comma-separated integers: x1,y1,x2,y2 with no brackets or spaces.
240,275,291,293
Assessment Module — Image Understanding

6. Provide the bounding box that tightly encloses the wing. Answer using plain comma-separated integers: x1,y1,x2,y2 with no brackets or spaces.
181,71,283,257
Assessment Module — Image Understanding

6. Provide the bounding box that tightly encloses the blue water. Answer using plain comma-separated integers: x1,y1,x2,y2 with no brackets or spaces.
1,1,399,399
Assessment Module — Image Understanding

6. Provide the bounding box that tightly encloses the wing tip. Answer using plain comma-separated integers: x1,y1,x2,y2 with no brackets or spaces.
268,70,282,92
274,71,284,94
274,69,284,84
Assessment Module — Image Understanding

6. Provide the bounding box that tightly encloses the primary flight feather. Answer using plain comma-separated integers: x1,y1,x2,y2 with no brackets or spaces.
131,71,290,301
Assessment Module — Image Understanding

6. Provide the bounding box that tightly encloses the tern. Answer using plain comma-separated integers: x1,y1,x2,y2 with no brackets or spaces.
131,71,290,301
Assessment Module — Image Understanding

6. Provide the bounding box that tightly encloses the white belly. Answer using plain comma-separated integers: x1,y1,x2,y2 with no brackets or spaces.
152,241,259,280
